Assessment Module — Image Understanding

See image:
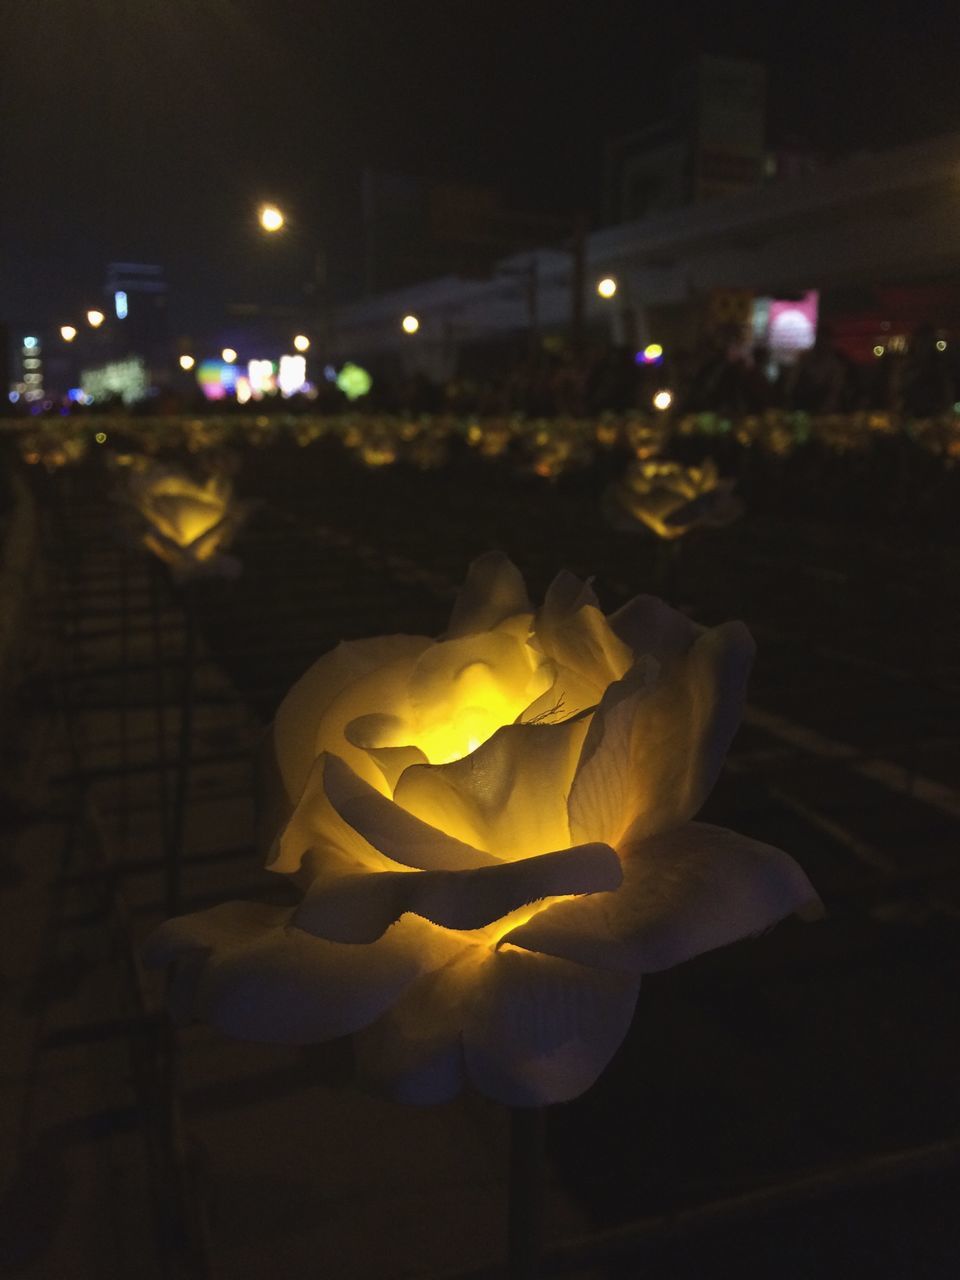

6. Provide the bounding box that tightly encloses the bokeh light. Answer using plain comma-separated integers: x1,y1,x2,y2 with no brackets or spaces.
259,203,285,233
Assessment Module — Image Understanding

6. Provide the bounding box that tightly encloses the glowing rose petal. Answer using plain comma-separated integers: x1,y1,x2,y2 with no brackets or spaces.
502,821,823,974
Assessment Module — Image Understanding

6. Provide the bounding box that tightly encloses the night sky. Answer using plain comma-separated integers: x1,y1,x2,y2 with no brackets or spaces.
3,0,960,336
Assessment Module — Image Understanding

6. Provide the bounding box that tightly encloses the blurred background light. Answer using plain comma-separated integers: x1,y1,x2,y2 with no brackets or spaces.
336,362,372,400
259,203,285,233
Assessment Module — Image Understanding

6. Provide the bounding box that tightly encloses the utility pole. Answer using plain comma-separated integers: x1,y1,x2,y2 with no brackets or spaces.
570,214,588,350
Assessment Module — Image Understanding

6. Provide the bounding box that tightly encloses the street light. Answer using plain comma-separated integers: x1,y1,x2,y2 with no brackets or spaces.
60,325,77,342
293,333,310,352
179,354,196,371
258,203,285,233
86,309,105,328
597,277,617,299
222,347,237,364
401,313,420,334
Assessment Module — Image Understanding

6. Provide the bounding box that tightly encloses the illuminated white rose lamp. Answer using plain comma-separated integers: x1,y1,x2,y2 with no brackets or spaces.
146,552,820,1271
125,462,253,583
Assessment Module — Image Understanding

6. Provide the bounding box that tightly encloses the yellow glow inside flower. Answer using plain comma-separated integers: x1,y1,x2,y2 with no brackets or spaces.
140,476,229,549
408,666,531,764
486,896,574,944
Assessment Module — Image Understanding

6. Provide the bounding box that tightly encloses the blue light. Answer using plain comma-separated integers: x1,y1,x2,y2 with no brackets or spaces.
23,336,38,349
8,390,20,403
114,290,128,319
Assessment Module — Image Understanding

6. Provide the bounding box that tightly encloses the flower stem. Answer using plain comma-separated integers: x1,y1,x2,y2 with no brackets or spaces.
167,583,198,917
508,1106,545,1279
655,537,683,599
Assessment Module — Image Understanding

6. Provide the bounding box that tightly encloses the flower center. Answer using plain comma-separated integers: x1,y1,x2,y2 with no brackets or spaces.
407,659,540,764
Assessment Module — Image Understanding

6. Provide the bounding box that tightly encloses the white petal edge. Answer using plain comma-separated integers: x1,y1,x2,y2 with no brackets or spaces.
501,821,824,975
144,900,462,1043
446,551,531,638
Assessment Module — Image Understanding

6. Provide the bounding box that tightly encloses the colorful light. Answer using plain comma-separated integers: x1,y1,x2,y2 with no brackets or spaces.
637,342,664,365
197,360,237,401
401,314,420,334
597,277,618,299
114,290,128,320
336,362,373,400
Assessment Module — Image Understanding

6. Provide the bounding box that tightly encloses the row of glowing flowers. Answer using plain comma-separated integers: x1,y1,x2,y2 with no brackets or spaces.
40,431,743,555
16,405,960,470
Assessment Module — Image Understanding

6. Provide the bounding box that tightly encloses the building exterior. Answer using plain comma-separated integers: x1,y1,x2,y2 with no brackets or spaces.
328,129,960,376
